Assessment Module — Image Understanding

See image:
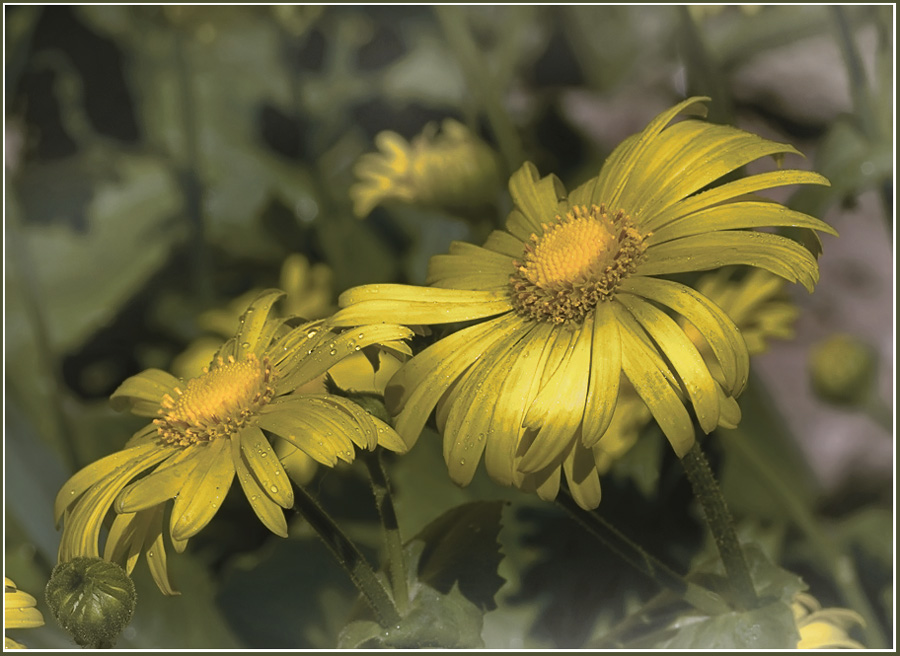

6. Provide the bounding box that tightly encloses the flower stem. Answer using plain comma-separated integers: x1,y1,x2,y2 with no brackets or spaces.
293,485,401,628
727,427,888,649
680,442,758,610
556,490,728,617
363,451,409,615
435,6,525,177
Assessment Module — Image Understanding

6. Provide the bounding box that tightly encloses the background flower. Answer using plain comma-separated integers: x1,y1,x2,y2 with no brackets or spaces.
4,578,45,649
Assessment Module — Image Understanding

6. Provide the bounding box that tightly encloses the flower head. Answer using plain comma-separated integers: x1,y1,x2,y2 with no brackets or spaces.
55,290,412,594
350,118,501,218
5,579,44,649
331,97,835,509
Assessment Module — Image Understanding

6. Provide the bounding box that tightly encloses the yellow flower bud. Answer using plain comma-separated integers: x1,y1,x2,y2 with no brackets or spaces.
808,333,877,406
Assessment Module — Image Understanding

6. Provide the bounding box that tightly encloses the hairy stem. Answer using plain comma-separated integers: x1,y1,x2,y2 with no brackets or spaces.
364,451,409,615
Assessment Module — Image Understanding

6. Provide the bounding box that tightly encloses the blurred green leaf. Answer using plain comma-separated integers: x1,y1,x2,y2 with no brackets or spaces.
18,151,185,354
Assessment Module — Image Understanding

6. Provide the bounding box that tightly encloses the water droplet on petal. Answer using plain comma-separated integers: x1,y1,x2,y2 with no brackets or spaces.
270,485,278,494
241,342,250,349
307,329,318,338
329,349,337,356
459,458,466,465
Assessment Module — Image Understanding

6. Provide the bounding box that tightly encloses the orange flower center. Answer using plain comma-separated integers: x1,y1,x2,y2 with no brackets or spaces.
155,354,276,446
509,204,646,324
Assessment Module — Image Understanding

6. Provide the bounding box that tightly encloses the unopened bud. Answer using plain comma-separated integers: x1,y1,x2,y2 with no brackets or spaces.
808,333,877,406
45,557,136,649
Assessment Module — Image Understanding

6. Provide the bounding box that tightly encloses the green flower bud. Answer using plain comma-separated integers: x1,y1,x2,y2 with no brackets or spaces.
808,333,878,406
45,557,136,649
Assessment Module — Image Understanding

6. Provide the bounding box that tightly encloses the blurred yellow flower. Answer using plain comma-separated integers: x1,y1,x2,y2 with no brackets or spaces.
792,592,865,649
4,578,44,649
54,290,412,595
332,97,834,509
350,118,502,218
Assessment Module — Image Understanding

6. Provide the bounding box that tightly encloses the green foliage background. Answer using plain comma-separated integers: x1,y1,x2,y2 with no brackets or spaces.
4,5,893,649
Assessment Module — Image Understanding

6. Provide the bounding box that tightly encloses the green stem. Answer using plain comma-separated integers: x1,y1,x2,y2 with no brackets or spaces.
556,491,728,617
680,442,758,610
830,6,879,141
293,485,401,628
435,6,525,177
364,451,409,615
727,428,888,649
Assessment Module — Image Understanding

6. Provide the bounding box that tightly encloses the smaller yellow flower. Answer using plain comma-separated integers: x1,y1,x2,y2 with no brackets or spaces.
808,333,878,406
4,578,44,649
54,290,412,595
350,119,502,218
792,592,865,649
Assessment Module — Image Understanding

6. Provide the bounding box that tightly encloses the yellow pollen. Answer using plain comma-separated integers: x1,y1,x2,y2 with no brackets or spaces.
155,354,276,446
523,213,617,287
509,204,647,325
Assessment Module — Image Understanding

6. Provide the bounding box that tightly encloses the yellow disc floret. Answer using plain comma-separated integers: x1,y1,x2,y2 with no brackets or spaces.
155,353,276,446
510,204,647,324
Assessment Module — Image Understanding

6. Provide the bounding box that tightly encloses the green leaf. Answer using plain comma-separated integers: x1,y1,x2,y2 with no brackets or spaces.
412,500,507,612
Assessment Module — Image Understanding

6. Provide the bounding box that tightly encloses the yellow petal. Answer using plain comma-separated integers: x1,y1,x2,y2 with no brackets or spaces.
169,438,235,541
616,293,720,434
564,443,602,510
620,276,748,396
482,323,555,486
519,318,593,473
582,301,621,447
116,448,202,513
55,442,161,522
506,162,568,238
103,510,152,573
483,229,526,258
239,426,294,509
257,409,342,466
331,286,512,327
231,433,288,537
109,370,180,415
640,231,820,292
615,302,695,457
143,506,180,595
234,289,285,360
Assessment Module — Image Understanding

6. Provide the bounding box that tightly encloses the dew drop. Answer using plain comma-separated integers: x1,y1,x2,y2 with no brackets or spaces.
270,485,278,494
260,451,268,458
148,551,154,558
354,345,361,351
459,458,466,465
307,329,318,338
211,502,218,508
69,490,76,496
358,332,364,339
241,342,250,349
251,495,258,501
329,349,337,356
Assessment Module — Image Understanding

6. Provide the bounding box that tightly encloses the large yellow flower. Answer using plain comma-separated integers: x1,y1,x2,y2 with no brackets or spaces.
330,97,835,509
54,290,412,594
4,579,44,649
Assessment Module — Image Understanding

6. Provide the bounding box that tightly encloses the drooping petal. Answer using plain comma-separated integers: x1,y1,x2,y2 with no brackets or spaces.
616,293,720,434
143,506,179,595
639,230,821,292
104,510,153,574
54,442,166,523
169,438,235,541
388,313,523,448
109,370,181,416
269,395,370,453
239,426,293,509
482,322,555,486
582,301,621,447
231,432,288,538
614,302,695,457
519,317,593,473
564,443,602,510
619,276,749,396
257,406,345,466
442,321,534,486
59,447,171,561
115,447,202,513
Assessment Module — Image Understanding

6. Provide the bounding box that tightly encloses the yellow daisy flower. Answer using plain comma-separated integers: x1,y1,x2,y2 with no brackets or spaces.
350,118,501,218
54,290,412,595
330,97,835,509
792,592,866,649
4,578,44,649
